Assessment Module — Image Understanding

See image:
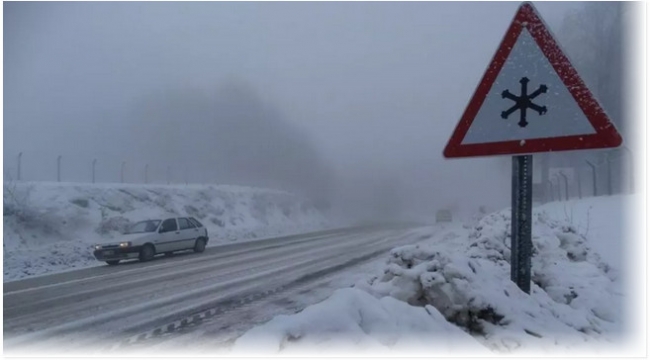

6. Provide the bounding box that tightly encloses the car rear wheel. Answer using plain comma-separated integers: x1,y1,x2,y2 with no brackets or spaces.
194,238,206,253
106,260,120,266
139,244,155,262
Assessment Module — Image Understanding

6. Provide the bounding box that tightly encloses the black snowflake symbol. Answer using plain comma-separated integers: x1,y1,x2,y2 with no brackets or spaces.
501,77,548,128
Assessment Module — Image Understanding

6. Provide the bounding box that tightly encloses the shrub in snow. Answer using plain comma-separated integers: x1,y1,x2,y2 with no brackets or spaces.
151,192,174,213
3,182,34,221
118,188,151,203
355,209,622,353
210,217,225,227
95,216,131,235
3,183,71,240
357,243,508,336
183,204,200,218
70,198,89,208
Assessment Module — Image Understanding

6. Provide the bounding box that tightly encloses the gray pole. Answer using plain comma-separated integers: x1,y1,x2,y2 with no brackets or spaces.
554,176,561,201
559,171,569,201
511,155,533,294
585,160,597,197
606,152,613,196
92,159,97,184
57,155,62,182
17,152,22,181
145,164,149,184
622,146,634,193
575,168,582,200
121,161,126,183
540,154,549,202
167,166,171,185
546,180,554,202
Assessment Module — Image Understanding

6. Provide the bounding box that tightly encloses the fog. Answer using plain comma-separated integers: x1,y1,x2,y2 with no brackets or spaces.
3,2,585,223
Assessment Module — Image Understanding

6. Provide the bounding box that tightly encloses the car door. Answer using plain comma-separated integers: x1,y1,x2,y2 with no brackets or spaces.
157,218,181,252
189,217,207,238
177,217,197,250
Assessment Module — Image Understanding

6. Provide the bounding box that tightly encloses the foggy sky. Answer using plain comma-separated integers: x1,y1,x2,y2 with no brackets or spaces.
3,2,583,221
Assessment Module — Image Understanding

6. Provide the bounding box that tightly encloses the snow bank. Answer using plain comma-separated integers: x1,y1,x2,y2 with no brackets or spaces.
232,287,485,356
358,210,622,354
3,181,329,281
234,196,629,355
534,196,627,271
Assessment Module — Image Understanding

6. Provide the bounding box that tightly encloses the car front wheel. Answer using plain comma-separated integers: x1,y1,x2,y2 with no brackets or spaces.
139,244,155,262
106,260,120,266
194,238,206,253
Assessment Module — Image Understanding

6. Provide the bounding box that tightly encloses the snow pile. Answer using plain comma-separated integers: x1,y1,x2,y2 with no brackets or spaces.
233,287,485,356
3,181,329,281
233,197,627,355
358,210,621,353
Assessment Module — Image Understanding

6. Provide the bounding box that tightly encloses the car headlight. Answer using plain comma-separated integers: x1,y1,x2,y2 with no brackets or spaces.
95,245,102,250
119,242,131,248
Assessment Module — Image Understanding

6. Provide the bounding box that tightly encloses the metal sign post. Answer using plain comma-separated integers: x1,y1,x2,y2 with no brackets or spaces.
510,155,533,293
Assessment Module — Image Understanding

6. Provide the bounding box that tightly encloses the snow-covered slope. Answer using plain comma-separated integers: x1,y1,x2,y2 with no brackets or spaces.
3,182,329,281
232,195,635,356
534,196,627,271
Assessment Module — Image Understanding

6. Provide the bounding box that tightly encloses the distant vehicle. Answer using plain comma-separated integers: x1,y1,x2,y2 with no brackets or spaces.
93,217,209,265
435,209,453,223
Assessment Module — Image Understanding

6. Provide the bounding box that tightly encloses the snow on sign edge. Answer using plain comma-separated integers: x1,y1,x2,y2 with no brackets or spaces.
443,1,622,158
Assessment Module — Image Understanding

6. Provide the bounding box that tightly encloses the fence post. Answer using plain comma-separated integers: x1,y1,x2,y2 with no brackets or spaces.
606,152,613,196
57,155,62,182
17,152,22,181
92,159,97,183
546,180,554,202
559,171,569,201
121,161,126,183
585,160,597,197
575,167,582,199
622,146,634,193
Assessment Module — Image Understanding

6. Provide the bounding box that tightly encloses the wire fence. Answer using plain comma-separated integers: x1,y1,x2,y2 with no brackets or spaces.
5,153,202,186
540,148,634,203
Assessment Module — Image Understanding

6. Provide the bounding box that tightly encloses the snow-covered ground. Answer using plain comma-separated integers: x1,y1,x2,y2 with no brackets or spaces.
231,195,639,356
3,181,330,282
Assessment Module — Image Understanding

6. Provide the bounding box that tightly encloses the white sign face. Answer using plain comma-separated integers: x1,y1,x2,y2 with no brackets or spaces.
461,29,597,145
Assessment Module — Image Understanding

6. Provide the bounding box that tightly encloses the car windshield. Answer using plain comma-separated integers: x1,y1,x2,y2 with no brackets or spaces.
125,220,161,234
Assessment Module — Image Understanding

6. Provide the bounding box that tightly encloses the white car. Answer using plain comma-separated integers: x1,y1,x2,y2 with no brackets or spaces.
93,216,209,265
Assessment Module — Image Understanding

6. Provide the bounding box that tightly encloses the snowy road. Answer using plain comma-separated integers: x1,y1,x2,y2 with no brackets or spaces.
3,224,432,354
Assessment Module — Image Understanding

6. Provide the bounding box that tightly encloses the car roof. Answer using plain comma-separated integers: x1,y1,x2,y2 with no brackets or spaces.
158,216,195,220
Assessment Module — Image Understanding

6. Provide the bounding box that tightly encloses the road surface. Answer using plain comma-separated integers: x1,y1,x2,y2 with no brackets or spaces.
3,224,434,354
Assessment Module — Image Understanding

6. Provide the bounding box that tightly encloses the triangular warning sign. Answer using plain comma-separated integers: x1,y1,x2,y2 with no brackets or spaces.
443,2,622,158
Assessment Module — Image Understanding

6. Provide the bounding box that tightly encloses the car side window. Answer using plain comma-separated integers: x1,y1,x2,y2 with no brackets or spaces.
178,218,192,230
161,218,178,232
189,217,204,228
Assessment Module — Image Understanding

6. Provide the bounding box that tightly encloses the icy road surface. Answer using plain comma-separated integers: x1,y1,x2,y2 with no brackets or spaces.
3,224,436,354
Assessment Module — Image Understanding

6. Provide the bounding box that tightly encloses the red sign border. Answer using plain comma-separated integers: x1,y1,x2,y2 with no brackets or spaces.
443,2,622,158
